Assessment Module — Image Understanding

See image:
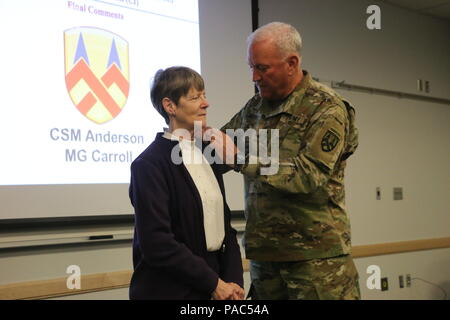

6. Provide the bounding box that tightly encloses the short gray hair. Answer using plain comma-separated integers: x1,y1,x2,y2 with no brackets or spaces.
150,66,204,124
247,22,302,57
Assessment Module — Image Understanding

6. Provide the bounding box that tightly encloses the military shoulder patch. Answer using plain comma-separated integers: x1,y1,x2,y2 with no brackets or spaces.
321,129,340,152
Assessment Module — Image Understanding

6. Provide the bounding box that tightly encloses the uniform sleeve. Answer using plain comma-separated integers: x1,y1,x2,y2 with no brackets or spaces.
253,105,347,194
219,104,249,173
130,158,219,295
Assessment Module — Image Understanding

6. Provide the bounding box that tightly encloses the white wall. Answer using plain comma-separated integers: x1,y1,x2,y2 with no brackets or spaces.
259,0,450,98
343,91,450,244
356,248,450,300
0,240,132,298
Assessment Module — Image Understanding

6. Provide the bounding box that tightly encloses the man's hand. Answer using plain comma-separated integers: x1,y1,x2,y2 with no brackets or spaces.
203,127,238,166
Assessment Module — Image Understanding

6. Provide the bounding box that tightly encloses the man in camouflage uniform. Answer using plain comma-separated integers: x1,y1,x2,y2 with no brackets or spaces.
220,22,360,299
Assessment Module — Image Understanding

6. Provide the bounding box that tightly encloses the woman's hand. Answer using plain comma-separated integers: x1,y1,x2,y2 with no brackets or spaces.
212,278,236,300
229,282,245,300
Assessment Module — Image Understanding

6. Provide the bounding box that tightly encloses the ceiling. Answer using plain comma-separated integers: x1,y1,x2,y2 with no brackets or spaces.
380,0,450,21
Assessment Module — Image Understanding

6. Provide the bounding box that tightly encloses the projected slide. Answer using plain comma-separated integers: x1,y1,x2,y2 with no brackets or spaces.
0,0,200,185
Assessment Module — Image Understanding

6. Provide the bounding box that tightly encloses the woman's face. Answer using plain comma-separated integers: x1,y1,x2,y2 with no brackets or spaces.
172,87,209,131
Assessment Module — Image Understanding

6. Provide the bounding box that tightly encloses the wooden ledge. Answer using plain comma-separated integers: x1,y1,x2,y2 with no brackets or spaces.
1,236,449,300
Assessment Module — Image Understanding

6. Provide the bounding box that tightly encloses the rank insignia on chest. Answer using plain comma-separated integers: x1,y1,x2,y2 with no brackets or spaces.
321,129,340,152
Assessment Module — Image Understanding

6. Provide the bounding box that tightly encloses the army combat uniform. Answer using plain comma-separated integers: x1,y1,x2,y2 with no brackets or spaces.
222,71,360,299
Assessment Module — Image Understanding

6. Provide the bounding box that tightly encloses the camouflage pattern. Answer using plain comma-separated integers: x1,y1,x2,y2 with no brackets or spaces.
222,71,359,262
249,255,361,300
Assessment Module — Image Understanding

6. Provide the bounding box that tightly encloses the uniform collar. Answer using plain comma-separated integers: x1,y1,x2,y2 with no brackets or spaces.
261,70,312,118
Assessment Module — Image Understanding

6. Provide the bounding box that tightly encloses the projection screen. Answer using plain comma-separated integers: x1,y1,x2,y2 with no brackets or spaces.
0,0,232,222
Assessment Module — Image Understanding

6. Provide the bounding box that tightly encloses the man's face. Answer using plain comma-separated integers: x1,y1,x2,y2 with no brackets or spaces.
248,39,292,101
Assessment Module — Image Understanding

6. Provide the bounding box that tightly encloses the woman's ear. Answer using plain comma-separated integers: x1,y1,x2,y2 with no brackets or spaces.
162,97,176,117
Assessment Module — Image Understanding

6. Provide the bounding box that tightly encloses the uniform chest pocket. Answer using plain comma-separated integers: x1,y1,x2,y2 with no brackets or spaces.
277,113,309,158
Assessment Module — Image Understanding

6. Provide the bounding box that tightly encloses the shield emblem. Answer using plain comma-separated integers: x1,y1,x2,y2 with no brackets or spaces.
321,129,340,152
64,27,129,124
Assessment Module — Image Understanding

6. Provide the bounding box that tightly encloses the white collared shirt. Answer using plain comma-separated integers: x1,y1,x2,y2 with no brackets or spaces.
163,130,225,251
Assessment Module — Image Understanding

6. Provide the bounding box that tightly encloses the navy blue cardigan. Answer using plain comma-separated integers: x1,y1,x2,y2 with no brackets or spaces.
129,133,243,300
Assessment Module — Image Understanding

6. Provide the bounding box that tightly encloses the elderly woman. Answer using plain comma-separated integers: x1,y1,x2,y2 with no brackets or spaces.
129,66,244,300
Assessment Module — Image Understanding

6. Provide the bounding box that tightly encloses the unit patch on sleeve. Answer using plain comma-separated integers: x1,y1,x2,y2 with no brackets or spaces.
321,129,340,152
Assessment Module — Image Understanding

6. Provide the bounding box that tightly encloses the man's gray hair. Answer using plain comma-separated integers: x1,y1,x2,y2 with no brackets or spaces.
247,22,302,57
